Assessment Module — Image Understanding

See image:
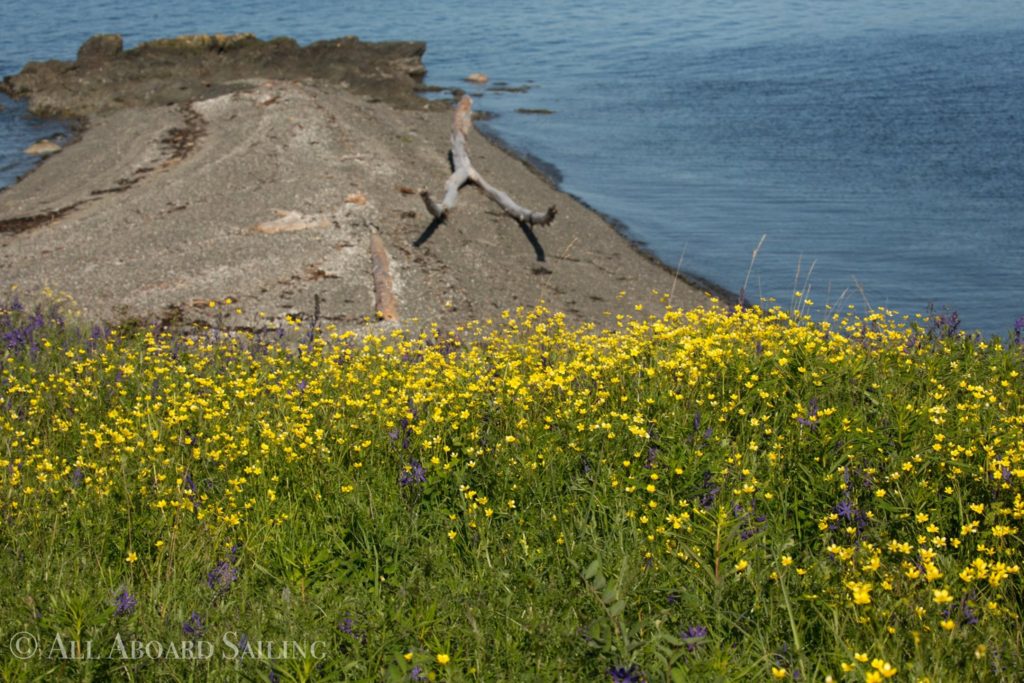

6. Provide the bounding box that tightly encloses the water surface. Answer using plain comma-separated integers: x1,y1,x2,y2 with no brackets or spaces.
2,0,1021,334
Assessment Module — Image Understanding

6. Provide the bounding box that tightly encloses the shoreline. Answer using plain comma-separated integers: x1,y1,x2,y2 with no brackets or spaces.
470,122,741,308
0,33,716,332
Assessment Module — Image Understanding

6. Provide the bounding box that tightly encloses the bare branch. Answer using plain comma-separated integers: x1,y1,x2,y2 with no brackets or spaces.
369,233,399,321
420,95,556,226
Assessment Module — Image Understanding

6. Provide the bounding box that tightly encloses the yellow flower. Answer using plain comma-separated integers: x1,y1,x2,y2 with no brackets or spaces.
771,666,787,678
939,619,956,631
436,653,450,665
125,551,138,563
781,555,793,566
734,559,749,572
404,652,414,662
871,659,897,678
847,581,872,605
932,589,953,604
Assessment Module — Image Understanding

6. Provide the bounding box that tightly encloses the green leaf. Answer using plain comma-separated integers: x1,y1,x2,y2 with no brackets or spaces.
591,573,607,591
608,600,626,617
583,558,601,580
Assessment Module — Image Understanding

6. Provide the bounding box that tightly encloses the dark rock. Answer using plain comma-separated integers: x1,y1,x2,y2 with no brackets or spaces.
76,34,123,64
1,32,441,118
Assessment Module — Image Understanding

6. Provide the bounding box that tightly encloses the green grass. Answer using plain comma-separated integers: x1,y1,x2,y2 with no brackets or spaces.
1,297,1022,681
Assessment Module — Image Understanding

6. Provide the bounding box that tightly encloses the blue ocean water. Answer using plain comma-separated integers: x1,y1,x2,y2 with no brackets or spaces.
2,0,1022,335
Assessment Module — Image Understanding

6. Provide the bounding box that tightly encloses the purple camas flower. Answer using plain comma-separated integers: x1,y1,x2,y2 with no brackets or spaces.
607,664,644,683
410,666,426,681
681,625,709,652
398,458,426,487
207,560,239,594
114,590,137,617
182,611,205,638
337,614,366,644
928,307,961,339
797,398,819,429
698,471,720,509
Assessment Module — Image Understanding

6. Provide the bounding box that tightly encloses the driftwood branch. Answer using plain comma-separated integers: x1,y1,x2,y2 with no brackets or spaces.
421,95,556,227
369,233,399,321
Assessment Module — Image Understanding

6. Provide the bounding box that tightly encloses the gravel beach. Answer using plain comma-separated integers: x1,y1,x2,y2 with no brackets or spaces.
0,33,716,333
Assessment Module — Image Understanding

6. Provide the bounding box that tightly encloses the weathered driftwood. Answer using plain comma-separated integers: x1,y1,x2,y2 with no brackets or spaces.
369,233,399,321
421,96,556,227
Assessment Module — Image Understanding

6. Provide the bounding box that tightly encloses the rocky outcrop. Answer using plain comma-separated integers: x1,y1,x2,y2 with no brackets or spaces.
1,32,439,119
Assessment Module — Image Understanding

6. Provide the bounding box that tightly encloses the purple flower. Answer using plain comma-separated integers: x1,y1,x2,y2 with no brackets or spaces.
1015,316,1024,345
207,560,239,594
928,308,961,339
797,398,819,429
114,590,137,617
698,471,720,509
681,625,708,652
410,666,426,681
182,611,205,638
337,614,366,644
399,459,427,487
607,664,645,683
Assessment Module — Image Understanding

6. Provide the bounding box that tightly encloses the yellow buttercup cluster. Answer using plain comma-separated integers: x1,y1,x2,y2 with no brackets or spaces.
1,298,1021,679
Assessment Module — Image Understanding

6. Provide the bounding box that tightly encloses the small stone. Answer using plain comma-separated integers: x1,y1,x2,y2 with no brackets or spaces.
465,72,489,84
24,140,62,156
253,210,330,234
345,192,368,205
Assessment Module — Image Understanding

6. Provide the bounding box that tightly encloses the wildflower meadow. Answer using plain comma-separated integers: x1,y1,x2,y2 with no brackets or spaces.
1,294,1022,681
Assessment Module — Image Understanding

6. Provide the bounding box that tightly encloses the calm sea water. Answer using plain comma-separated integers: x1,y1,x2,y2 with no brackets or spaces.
2,1,1022,335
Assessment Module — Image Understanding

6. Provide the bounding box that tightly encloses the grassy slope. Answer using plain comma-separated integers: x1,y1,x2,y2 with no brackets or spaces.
1,298,1022,681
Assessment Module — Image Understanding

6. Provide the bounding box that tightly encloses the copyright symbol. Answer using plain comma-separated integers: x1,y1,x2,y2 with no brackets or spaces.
9,632,38,659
